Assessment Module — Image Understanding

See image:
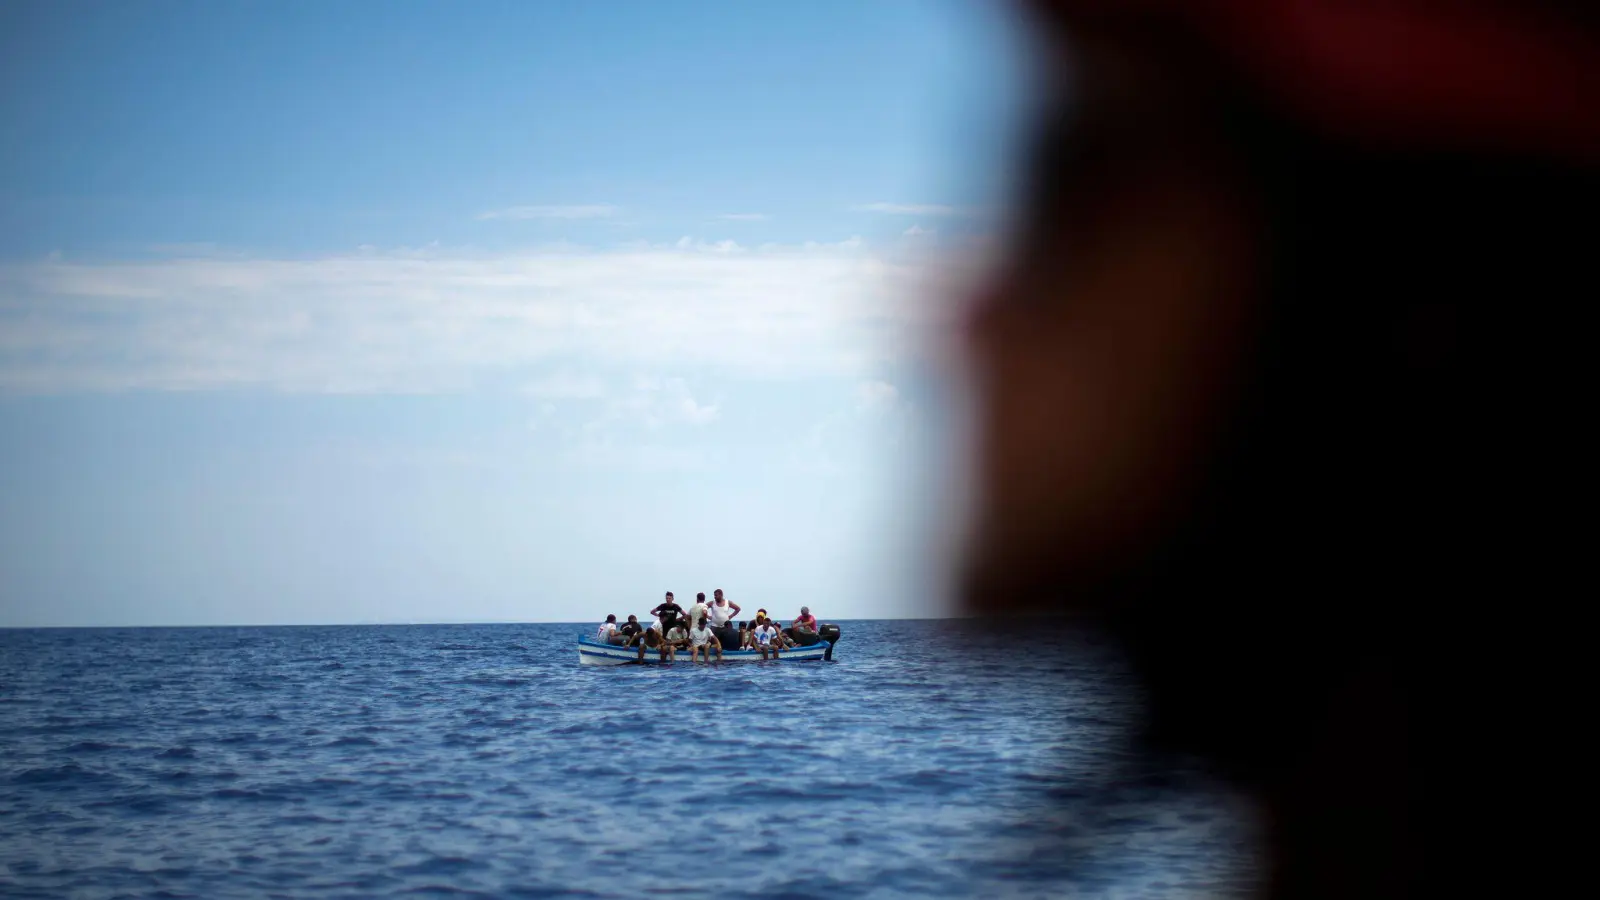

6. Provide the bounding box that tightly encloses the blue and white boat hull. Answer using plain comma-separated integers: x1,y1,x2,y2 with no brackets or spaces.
577,636,832,665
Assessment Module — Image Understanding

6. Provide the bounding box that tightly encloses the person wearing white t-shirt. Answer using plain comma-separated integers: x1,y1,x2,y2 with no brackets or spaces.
685,592,711,629
595,614,626,646
752,621,782,660
662,622,690,662
687,620,722,663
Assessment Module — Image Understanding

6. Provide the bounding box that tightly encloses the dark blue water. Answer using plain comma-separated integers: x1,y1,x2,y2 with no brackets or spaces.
0,621,1260,898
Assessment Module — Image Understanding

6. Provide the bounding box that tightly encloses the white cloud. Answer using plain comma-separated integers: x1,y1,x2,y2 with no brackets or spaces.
717,213,769,221
477,205,617,220
0,239,938,394
857,380,900,412
672,236,744,254
903,225,935,237
563,437,722,474
627,376,719,426
522,372,606,399
786,380,916,476
855,203,966,217
524,376,722,469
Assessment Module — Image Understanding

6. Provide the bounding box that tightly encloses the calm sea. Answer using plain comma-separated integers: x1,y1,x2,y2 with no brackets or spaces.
0,620,1259,898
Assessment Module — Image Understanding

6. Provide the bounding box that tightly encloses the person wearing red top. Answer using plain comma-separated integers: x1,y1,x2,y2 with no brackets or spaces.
792,607,818,635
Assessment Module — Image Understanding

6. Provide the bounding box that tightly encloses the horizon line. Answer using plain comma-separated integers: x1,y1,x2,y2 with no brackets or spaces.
0,614,972,630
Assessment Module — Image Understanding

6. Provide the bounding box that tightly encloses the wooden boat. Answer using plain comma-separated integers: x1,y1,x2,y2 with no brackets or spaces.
577,623,841,666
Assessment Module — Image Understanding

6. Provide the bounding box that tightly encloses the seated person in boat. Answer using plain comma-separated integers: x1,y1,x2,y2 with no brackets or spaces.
651,592,685,633
687,618,722,663
595,614,627,645
638,625,669,661
662,620,691,661
770,622,797,649
792,606,818,637
618,614,644,646
751,619,782,659
736,621,752,649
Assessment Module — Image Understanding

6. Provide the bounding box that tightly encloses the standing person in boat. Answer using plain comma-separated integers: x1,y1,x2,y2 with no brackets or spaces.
686,592,711,629
707,589,742,648
650,591,684,634
596,614,627,646
687,617,722,664
707,589,741,628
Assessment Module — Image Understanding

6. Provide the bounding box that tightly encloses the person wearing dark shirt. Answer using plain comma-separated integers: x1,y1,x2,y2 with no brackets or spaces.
617,614,644,647
650,591,684,633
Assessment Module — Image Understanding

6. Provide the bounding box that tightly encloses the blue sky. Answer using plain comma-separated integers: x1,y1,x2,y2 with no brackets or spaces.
0,0,1025,626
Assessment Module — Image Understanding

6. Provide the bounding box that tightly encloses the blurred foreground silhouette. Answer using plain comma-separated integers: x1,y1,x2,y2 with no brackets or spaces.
954,3,1596,897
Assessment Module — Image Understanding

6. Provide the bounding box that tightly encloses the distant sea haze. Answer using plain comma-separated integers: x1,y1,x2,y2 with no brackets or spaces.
0,621,1260,897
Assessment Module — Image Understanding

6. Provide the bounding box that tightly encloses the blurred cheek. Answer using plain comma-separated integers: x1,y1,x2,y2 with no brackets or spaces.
961,176,1257,606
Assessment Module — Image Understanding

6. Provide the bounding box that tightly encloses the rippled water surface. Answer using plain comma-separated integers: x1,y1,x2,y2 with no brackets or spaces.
1,621,1259,898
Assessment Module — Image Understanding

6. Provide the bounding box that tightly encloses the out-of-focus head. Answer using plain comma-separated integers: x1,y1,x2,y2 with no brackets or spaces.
958,0,1599,618
959,4,1258,616
954,4,1598,895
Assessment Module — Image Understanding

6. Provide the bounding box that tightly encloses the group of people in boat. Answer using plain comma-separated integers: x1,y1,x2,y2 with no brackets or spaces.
592,589,821,662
